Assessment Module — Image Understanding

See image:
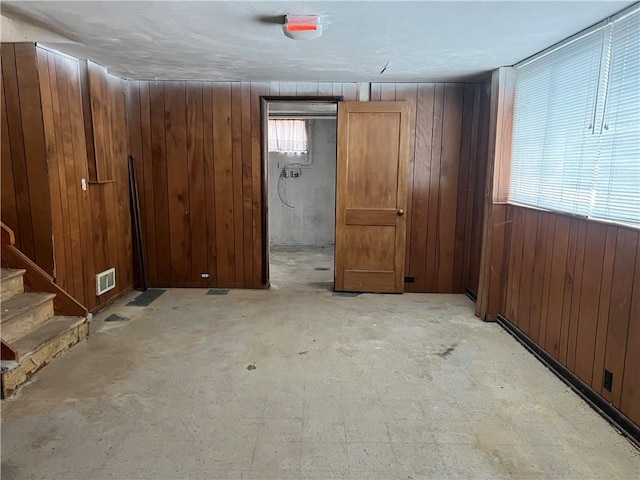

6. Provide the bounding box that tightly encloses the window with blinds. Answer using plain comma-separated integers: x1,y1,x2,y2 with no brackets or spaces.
510,5,639,227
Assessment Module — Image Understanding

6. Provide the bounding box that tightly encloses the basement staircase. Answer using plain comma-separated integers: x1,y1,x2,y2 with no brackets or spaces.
1,223,89,398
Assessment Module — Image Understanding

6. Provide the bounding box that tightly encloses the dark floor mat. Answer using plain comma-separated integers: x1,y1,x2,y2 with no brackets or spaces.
126,289,166,307
207,289,230,296
331,292,362,297
104,313,129,322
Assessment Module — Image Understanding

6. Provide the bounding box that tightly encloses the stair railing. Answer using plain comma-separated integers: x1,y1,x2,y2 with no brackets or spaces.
1,222,19,360
0,222,88,317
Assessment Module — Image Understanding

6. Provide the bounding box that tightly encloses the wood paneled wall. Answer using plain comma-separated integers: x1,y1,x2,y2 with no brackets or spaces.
467,79,492,295
1,43,54,274
127,81,353,288
128,80,488,292
476,66,639,429
501,206,640,426
82,61,117,182
370,82,489,294
34,46,133,313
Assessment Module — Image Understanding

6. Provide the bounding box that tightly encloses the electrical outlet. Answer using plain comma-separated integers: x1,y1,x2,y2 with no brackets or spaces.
603,369,613,392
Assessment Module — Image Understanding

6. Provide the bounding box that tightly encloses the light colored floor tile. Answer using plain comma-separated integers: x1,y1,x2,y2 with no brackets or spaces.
580,442,640,478
341,397,384,419
430,419,476,444
264,395,304,419
386,418,436,443
302,417,346,442
258,418,303,443
196,469,253,480
2,248,637,480
344,468,408,479
380,398,424,420
251,441,302,472
346,442,398,472
198,396,268,419
508,420,566,446
300,469,349,479
527,444,600,478
344,417,390,443
0,465,100,480
190,417,262,446
304,397,345,422
471,417,526,447
104,427,205,470
247,468,300,479
305,378,347,397
92,466,230,480
199,439,257,470
391,443,450,479
437,443,515,480
419,399,468,423
300,442,349,471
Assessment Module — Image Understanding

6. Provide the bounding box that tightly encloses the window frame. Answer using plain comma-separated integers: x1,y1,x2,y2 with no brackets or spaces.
508,5,640,230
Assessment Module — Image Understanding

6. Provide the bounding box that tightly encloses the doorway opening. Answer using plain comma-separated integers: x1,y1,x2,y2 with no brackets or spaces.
265,100,338,291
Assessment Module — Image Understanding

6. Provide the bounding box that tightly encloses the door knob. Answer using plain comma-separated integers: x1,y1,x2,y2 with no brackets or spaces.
398,209,405,216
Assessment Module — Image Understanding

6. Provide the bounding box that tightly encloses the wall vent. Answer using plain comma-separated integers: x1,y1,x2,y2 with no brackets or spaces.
96,268,116,296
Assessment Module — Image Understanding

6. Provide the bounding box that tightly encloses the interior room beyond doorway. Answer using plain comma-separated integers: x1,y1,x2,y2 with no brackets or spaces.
267,101,337,291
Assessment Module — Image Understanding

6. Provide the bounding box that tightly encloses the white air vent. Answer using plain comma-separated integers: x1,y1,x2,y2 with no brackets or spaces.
96,268,116,296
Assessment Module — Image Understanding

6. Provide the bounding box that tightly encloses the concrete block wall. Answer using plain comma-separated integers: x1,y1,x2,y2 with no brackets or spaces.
268,119,336,246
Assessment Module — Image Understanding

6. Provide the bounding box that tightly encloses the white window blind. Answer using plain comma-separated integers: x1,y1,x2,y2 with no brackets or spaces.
591,10,640,225
268,119,308,154
510,5,640,227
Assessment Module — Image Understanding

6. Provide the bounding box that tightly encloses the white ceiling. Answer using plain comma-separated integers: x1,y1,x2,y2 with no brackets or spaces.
2,1,635,82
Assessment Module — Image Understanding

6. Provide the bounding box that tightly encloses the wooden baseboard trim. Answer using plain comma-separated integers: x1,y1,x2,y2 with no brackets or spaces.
91,286,135,315
465,288,478,302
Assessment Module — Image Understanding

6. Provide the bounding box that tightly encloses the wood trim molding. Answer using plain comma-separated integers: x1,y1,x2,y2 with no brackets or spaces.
476,67,516,321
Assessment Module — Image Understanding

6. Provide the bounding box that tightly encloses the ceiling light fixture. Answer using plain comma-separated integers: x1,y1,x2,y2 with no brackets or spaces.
283,15,322,40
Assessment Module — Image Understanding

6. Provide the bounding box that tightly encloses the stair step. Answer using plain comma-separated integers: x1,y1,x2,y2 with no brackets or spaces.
1,292,56,344
1,268,26,302
11,316,85,360
2,316,89,397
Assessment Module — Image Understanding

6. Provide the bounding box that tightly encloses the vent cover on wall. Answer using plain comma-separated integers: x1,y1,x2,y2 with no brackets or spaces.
96,268,116,296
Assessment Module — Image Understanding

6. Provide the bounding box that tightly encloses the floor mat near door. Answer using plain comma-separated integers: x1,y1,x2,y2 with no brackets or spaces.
206,289,230,296
126,289,166,307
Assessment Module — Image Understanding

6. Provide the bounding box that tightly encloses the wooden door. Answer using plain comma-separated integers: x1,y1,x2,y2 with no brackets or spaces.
335,101,410,293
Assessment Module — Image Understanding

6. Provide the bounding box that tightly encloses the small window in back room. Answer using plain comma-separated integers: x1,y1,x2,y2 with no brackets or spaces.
268,119,308,154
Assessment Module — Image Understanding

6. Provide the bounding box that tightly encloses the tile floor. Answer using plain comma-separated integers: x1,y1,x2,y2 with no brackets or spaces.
1,247,638,479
